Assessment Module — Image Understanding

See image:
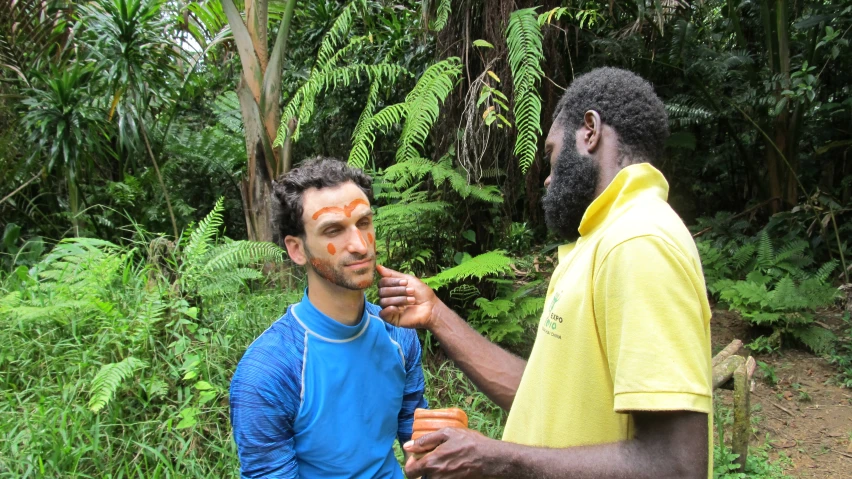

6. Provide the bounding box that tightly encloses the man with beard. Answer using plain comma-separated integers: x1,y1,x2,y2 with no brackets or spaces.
376,67,712,478
229,158,427,478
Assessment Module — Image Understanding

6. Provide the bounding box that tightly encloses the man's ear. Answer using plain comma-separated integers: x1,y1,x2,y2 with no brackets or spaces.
583,110,603,154
284,235,308,266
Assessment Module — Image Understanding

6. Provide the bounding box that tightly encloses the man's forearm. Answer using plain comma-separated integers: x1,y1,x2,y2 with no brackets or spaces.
429,301,526,411
488,439,705,479
481,411,708,479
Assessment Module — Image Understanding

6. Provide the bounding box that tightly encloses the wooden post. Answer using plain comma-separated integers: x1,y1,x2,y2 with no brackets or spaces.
711,340,756,470
731,358,751,471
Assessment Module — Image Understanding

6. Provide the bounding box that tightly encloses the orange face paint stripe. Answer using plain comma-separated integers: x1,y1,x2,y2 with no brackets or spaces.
311,199,370,220
343,199,369,217
367,232,374,244
357,232,367,249
311,206,345,220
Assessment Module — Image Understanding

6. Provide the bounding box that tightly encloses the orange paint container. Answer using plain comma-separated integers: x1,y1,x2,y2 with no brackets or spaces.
411,407,468,440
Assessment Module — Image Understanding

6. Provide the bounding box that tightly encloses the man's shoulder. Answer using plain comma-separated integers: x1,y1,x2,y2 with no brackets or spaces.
233,308,306,384
598,197,694,257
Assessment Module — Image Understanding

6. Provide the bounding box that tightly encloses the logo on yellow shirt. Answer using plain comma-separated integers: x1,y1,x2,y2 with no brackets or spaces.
542,292,563,339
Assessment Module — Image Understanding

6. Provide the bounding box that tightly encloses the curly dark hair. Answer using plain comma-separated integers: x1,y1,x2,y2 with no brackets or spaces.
552,67,669,163
270,157,372,245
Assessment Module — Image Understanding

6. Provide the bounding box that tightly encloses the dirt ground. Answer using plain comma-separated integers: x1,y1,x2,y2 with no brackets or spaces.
712,309,852,478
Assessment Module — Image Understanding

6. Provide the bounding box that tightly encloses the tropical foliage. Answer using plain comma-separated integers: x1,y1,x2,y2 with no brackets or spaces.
2,0,851,476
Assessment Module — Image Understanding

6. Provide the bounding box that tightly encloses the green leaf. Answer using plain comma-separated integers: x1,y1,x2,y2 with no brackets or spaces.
176,407,199,429
198,391,218,405
462,230,476,243
194,381,213,391
472,39,494,48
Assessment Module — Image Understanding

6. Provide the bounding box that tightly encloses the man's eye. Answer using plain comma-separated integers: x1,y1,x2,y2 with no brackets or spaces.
325,229,340,236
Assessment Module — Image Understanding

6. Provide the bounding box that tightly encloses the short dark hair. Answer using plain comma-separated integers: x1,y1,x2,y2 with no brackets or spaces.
271,157,373,244
552,67,669,163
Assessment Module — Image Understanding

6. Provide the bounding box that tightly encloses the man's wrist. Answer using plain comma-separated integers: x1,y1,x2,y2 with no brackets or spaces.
427,299,451,336
479,437,516,477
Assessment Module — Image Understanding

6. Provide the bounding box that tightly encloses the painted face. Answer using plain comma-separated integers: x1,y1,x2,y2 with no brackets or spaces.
300,182,376,290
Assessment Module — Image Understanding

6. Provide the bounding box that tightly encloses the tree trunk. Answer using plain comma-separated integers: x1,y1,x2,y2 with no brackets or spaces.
223,0,297,242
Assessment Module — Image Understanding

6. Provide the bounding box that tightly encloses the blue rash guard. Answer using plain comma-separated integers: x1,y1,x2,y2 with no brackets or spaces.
229,292,428,478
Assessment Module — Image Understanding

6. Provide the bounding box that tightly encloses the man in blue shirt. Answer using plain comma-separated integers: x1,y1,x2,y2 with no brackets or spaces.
229,157,428,478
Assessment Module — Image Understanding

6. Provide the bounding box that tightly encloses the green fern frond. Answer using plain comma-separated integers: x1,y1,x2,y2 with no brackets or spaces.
197,268,265,297
814,260,838,283
277,63,406,145
665,97,714,127
315,0,363,71
789,325,836,355
430,0,451,31
430,156,503,203
0,291,22,311
349,59,460,167
212,91,243,134
424,250,514,289
384,157,434,188
729,242,755,271
350,79,381,159
516,296,545,319
200,241,284,274
325,35,369,71
375,200,449,226
88,357,147,413
184,197,225,267
507,8,544,173
349,102,408,168
774,240,808,265
396,58,462,164
756,231,774,270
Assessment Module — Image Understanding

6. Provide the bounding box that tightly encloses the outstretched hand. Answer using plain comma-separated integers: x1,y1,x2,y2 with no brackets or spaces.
403,427,495,479
376,265,441,330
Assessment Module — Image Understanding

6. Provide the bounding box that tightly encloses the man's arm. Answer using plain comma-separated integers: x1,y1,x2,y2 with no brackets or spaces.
396,326,428,442
230,351,300,478
403,410,708,479
376,265,526,410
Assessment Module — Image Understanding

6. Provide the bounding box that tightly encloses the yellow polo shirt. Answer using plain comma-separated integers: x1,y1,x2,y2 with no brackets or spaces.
502,163,712,475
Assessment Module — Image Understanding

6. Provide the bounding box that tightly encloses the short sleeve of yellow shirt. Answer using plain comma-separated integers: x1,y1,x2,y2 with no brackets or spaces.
593,234,712,414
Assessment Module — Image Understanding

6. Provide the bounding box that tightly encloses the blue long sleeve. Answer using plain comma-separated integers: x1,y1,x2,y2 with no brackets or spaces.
230,321,304,478
388,326,428,443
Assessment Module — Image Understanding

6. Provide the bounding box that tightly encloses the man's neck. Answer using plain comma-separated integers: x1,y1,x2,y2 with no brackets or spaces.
306,275,365,326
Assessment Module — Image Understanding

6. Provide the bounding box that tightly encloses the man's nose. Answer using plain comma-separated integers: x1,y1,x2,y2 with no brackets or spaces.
346,227,369,255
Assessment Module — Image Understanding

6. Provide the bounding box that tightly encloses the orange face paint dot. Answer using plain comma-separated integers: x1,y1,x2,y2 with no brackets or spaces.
327,243,336,255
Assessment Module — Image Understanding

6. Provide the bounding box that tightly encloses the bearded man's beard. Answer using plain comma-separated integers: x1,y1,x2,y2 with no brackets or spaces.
305,247,375,290
542,145,600,242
